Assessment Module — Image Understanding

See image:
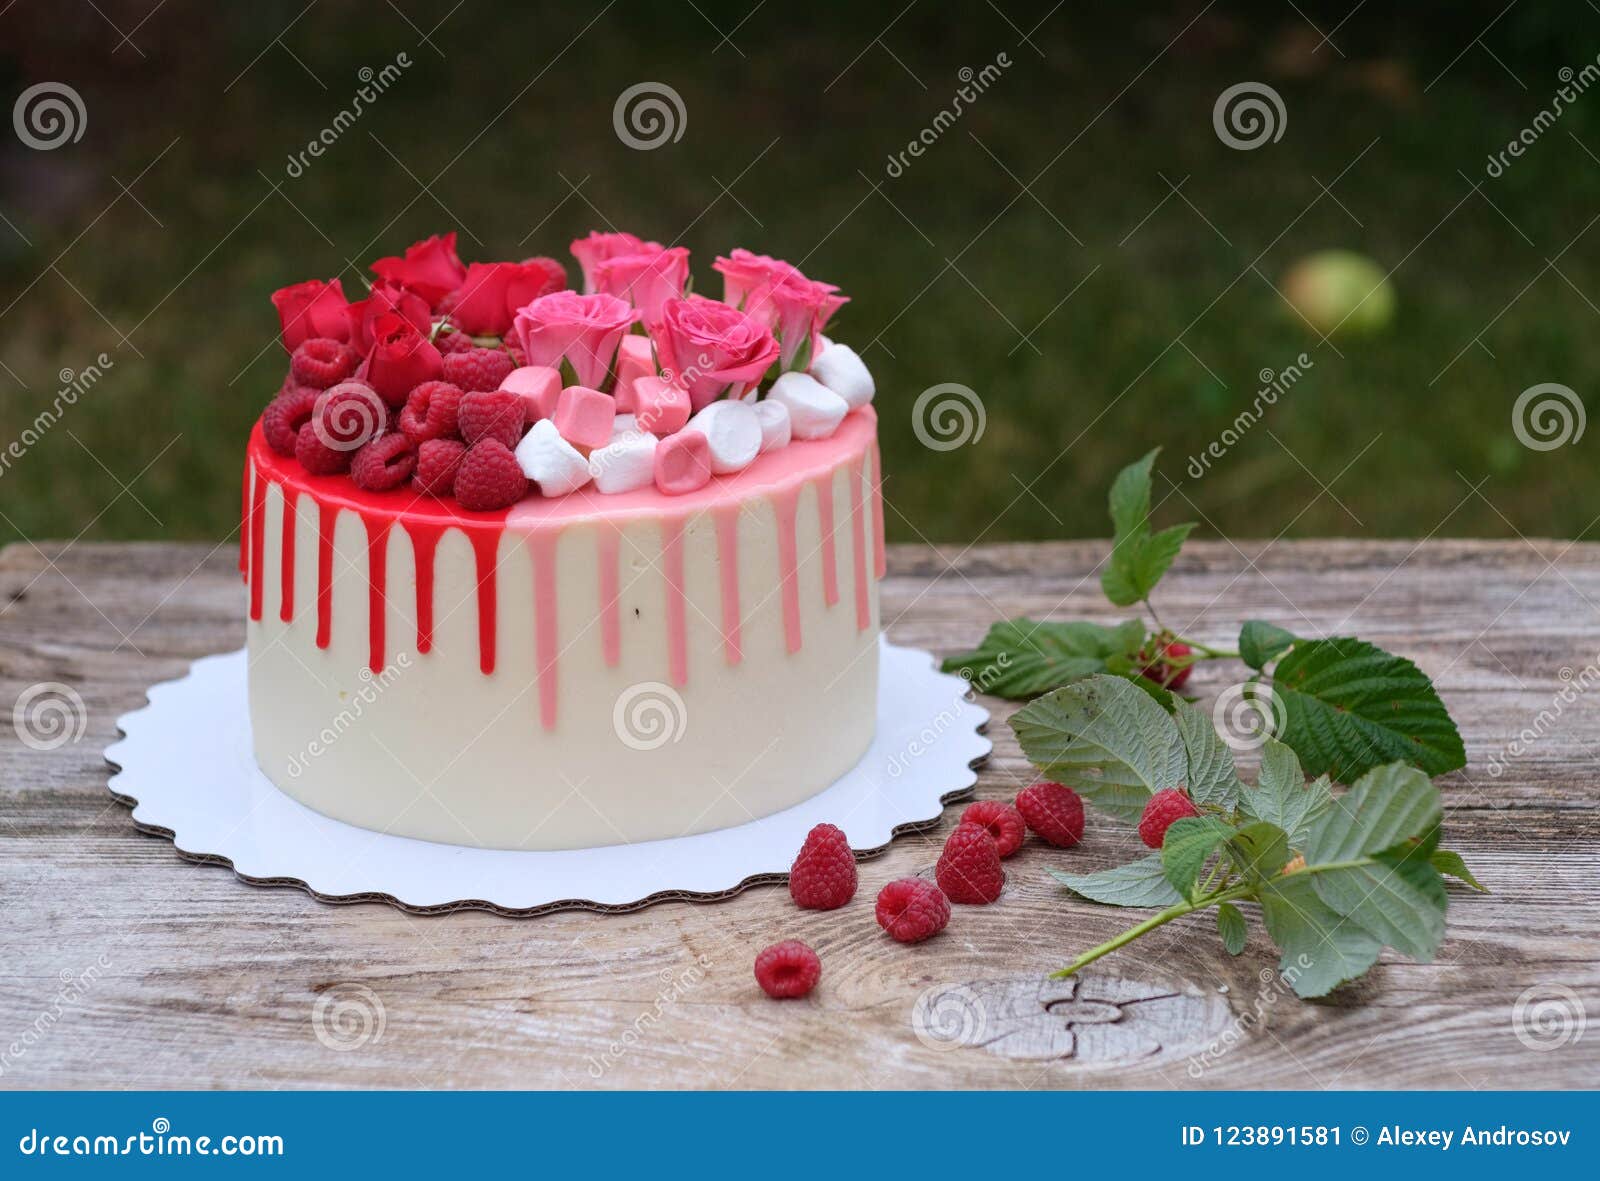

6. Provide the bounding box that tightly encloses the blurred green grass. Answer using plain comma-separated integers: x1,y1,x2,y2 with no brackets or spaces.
2,1,1598,546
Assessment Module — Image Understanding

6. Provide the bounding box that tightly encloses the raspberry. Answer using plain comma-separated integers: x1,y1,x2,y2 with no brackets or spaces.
458,388,526,448
1015,781,1085,848
1138,631,1194,691
753,940,820,999
435,326,475,354
312,381,389,451
441,346,515,393
453,439,527,511
262,386,318,456
875,878,951,943
960,800,1027,858
788,822,857,910
1138,787,1199,849
350,433,417,492
294,422,352,476
399,380,464,444
413,438,468,497
290,337,359,390
935,821,1005,905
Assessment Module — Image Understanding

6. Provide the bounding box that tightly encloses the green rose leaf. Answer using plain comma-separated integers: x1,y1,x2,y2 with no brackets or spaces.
940,617,1146,699
1217,902,1248,956
1050,856,1184,908
1240,620,1296,670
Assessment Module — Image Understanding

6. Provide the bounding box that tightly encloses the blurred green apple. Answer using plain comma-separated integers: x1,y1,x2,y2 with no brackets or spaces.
1281,250,1395,336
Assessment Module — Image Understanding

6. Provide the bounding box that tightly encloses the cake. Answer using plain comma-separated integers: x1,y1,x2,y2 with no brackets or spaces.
244,231,884,852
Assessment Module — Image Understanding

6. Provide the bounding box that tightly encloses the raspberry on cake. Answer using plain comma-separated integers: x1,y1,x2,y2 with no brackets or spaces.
245,229,885,851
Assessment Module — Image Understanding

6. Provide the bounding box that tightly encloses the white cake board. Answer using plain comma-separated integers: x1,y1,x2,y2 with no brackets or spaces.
104,638,991,915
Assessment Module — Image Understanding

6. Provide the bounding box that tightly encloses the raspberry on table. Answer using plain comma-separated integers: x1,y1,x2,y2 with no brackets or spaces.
290,337,359,390
1138,632,1194,691
453,439,527,511
788,822,857,910
458,388,526,448
350,433,417,492
262,387,318,456
312,381,389,451
935,821,1005,905
753,940,821,999
960,799,1027,858
875,878,951,943
413,438,468,497
442,346,516,393
1138,787,1199,849
294,421,352,476
399,380,464,444
1014,781,1085,848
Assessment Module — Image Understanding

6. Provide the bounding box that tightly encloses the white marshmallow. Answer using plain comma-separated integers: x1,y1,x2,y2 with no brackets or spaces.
611,413,638,438
588,430,658,494
515,418,592,497
809,342,874,409
688,399,761,474
768,372,848,440
754,398,791,453
816,333,835,354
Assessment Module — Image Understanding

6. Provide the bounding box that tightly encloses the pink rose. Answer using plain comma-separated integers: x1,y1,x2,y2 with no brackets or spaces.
570,230,662,294
714,247,792,308
592,246,690,329
346,280,430,353
511,291,635,391
271,279,350,351
371,232,468,306
713,249,847,368
649,295,780,410
358,311,443,407
449,257,568,337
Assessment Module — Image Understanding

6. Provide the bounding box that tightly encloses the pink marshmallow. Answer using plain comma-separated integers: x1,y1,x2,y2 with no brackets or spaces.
653,429,712,495
553,385,617,450
614,333,655,413
633,375,691,436
500,365,562,427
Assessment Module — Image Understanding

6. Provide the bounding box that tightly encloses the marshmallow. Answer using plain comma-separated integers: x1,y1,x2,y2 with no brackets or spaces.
768,372,848,440
613,334,655,413
553,385,616,450
515,418,592,497
633,375,691,436
589,430,658,494
654,429,712,495
500,365,562,427
611,413,638,438
754,399,791,453
688,399,761,475
809,342,874,410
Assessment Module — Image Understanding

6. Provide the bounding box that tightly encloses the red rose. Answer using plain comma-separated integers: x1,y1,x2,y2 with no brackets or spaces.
271,279,350,352
592,246,690,330
649,295,780,410
359,311,443,406
346,280,431,353
449,258,568,337
370,232,468,306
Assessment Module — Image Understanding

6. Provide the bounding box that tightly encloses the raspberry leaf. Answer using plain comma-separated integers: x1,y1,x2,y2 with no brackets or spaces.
1431,848,1489,892
1100,449,1195,607
1258,872,1385,998
1238,738,1331,848
1226,820,1292,882
1216,902,1248,956
1161,816,1236,900
940,617,1146,699
1267,637,1466,781
1050,856,1183,908
1173,699,1245,809
1240,620,1296,669
1011,674,1186,821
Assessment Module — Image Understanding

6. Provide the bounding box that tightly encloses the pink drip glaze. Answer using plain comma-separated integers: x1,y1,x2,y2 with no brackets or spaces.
315,500,336,649
814,473,839,607
530,531,560,730
597,528,622,667
248,468,267,621
359,512,392,674
771,485,803,654
850,452,870,631
712,504,742,665
407,524,440,654
279,485,299,623
660,516,689,686
870,441,886,580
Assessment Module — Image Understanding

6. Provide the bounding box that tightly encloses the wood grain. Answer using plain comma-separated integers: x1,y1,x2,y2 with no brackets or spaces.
2,538,1598,1089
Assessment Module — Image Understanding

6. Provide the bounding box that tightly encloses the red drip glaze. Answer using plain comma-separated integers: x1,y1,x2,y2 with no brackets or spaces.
870,441,886,580
279,485,299,623
771,485,802,654
850,452,871,631
315,500,337,649
359,512,392,674
713,505,742,665
814,472,839,607
467,528,499,675
409,525,440,654
248,468,267,621
530,532,559,730
239,460,250,579
661,517,688,686
597,528,622,667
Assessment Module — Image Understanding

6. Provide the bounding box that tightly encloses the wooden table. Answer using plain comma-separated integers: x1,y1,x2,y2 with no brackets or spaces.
2,539,1597,1089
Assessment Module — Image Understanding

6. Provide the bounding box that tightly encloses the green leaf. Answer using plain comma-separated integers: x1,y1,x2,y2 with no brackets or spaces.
1103,523,1196,607
1431,848,1489,893
1217,902,1248,955
1161,816,1236,900
1240,620,1296,670
1258,871,1385,998
1172,699,1245,810
1107,448,1158,540
940,618,1146,699
1050,856,1182,908
1227,820,1292,881
1268,637,1466,781
1010,675,1187,821
1239,738,1331,848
